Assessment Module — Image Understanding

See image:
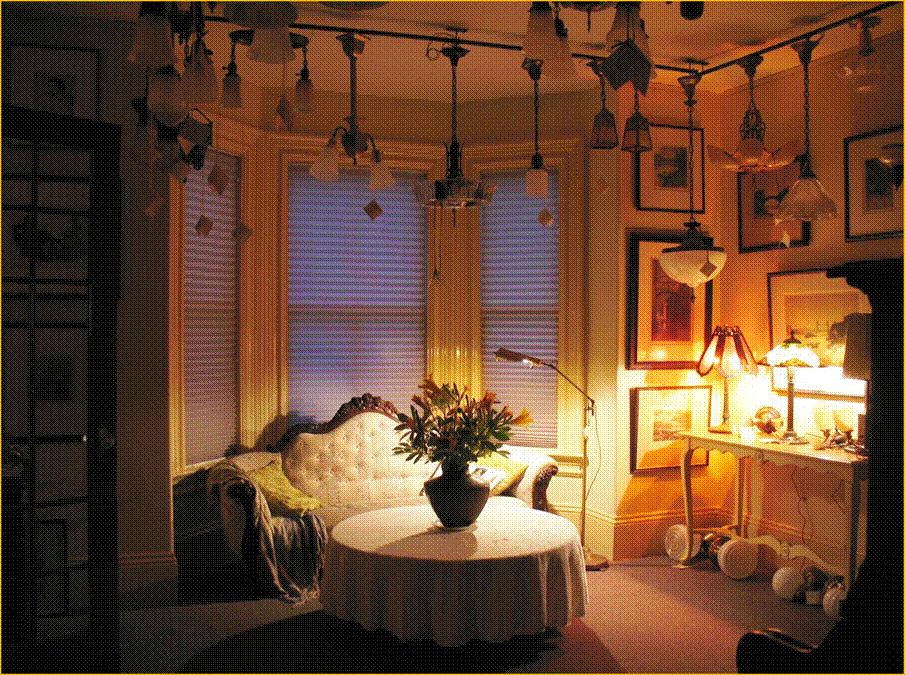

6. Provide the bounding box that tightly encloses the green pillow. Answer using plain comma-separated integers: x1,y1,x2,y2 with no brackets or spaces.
474,452,528,496
246,460,322,516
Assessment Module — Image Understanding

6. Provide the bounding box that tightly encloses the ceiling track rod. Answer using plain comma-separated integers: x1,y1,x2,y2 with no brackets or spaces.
700,1,898,77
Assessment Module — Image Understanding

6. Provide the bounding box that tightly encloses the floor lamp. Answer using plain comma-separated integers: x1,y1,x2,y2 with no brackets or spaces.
494,348,609,571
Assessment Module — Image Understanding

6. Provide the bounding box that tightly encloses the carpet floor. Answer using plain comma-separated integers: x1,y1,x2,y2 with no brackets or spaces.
118,557,837,673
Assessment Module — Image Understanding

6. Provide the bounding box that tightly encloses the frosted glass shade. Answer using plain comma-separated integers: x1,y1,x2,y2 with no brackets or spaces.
249,27,296,64
525,167,549,198
837,49,888,93
776,169,838,221
523,2,559,65
294,73,313,113
310,139,340,182
658,246,726,287
182,40,219,107
128,11,175,67
368,151,397,192
221,67,243,108
147,65,187,127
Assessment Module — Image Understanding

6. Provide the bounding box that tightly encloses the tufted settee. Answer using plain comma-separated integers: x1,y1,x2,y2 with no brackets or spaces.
207,394,559,601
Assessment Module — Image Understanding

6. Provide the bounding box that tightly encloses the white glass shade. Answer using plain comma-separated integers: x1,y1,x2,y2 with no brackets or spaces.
310,139,340,181
182,40,219,107
275,95,293,131
776,170,838,221
249,26,296,64
525,167,549,198
523,3,559,65
763,337,820,368
658,245,726,287
128,12,175,67
368,151,397,192
221,68,243,108
294,74,313,113
147,65,187,127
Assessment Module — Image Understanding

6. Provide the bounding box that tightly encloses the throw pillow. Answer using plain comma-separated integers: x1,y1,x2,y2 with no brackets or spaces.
246,460,322,516
474,452,528,496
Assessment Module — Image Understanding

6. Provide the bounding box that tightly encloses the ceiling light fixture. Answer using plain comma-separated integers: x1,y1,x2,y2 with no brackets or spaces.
707,54,798,173
415,30,495,209
658,72,726,288
221,32,243,108
522,2,577,80
604,1,655,94
588,57,618,149
776,35,838,222
523,58,549,199
621,86,651,153
294,41,314,113
837,16,887,93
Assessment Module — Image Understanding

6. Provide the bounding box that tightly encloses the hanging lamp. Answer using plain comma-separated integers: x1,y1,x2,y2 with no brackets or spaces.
414,31,495,209
523,58,549,198
621,86,651,153
523,2,577,80
221,32,243,108
838,16,888,93
658,72,726,288
294,41,314,113
776,35,837,222
707,54,798,172
588,58,618,150
604,1,655,94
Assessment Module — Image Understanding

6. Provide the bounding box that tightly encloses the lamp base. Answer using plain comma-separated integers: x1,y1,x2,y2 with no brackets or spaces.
708,421,734,434
584,545,609,571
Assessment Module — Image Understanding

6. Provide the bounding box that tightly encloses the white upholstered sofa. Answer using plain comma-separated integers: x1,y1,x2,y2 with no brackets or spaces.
207,394,559,601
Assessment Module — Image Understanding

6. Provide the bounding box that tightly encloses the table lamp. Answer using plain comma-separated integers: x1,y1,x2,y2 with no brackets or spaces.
760,330,820,444
696,326,758,433
493,347,609,570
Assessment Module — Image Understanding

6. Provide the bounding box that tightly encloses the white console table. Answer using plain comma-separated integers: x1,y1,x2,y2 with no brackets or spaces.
680,431,869,589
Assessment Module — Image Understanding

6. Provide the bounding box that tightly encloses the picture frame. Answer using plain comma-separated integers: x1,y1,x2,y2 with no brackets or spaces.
737,163,811,252
626,231,713,369
844,125,903,241
767,268,871,397
629,385,711,472
4,44,99,119
635,124,705,213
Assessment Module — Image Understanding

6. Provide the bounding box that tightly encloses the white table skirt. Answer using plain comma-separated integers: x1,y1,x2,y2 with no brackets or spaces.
320,497,588,647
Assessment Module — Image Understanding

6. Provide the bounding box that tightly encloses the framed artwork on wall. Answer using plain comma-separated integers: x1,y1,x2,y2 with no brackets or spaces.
767,268,871,397
4,45,99,119
634,124,705,213
627,231,713,369
844,125,903,241
629,385,711,472
737,163,811,252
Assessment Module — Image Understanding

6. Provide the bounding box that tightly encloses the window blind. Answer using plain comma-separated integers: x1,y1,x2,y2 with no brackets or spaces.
183,149,241,465
481,169,559,448
287,168,426,423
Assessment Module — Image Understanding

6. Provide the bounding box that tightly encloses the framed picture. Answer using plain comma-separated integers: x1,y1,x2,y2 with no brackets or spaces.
844,125,903,241
767,268,871,397
627,231,713,369
4,44,99,119
630,385,711,472
737,163,811,252
635,124,705,213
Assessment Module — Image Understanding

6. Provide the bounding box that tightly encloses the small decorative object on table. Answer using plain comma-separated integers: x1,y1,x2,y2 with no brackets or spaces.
394,378,531,528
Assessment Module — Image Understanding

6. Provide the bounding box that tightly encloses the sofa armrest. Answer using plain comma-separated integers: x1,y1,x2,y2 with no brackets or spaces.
500,446,558,511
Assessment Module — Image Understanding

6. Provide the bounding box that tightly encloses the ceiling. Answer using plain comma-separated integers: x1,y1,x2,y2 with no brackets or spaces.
36,1,903,99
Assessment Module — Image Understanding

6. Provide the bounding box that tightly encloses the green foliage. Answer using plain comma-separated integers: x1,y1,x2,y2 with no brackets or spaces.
394,377,531,468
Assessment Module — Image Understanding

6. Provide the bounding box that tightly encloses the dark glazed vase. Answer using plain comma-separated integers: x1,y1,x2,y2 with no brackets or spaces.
423,458,490,528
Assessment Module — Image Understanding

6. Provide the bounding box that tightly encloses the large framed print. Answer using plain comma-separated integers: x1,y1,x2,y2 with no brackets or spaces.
630,385,711,472
844,125,903,241
767,268,871,397
4,45,99,119
635,124,704,213
627,231,713,369
737,163,811,252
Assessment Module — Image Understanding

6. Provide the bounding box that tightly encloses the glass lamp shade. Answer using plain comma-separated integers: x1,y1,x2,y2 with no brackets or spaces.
368,150,397,192
147,65,187,127
776,167,838,221
221,66,243,108
128,10,175,67
621,110,652,153
837,50,888,93
736,137,766,167
591,106,618,149
523,2,560,65
182,40,219,108
223,1,298,29
415,176,496,209
659,224,726,287
310,138,341,181
526,167,549,198
697,326,757,378
294,72,313,113
249,27,296,64
763,333,820,368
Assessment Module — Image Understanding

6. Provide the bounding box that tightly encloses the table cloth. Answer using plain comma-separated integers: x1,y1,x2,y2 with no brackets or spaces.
320,496,588,647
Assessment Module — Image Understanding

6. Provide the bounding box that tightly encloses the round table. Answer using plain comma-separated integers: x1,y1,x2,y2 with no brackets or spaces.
319,497,588,647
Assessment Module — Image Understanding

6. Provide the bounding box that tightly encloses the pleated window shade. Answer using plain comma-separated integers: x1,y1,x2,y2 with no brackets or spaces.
481,169,559,448
287,167,426,423
183,149,241,465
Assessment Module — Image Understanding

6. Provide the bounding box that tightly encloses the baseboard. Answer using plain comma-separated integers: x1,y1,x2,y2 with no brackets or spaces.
119,551,179,609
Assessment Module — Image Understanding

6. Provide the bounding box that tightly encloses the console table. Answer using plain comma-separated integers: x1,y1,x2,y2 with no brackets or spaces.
680,431,868,588
319,497,588,647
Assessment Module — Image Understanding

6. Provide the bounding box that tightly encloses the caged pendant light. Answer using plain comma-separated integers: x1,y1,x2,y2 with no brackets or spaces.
588,58,618,150
415,31,495,209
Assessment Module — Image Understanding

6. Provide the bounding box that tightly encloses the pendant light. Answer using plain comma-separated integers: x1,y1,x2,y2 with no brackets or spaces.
294,41,313,113
128,1,175,68
414,31,495,209
707,54,799,172
523,2,577,80
838,16,887,93
776,35,837,222
523,58,548,199
658,73,726,288
588,57,618,150
604,1,655,94
621,86,651,153
221,32,243,108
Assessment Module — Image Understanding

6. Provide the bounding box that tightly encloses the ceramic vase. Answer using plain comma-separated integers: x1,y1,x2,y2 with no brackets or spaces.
423,458,490,528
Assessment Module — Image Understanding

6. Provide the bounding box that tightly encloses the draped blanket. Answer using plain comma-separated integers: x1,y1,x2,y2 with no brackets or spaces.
208,460,328,605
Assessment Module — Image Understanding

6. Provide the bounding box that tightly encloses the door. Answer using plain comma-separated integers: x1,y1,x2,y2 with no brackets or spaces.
2,105,120,672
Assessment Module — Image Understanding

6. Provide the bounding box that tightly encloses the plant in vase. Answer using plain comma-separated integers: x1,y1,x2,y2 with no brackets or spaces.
394,378,531,528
